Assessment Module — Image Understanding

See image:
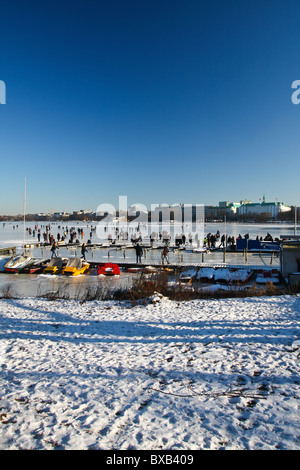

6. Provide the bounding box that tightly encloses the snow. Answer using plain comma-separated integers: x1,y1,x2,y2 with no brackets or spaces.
213,268,253,283
256,272,280,284
196,267,254,283
0,294,299,450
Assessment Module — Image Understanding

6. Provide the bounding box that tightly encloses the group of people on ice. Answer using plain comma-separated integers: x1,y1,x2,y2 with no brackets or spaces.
134,242,170,264
203,231,236,249
50,241,89,260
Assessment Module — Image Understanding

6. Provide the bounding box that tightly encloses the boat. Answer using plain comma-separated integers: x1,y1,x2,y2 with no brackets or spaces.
180,268,197,282
196,267,215,281
43,257,68,275
21,258,50,274
97,263,120,276
184,244,197,253
255,269,280,284
213,268,253,283
4,178,33,273
126,267,143,273
142,265,159,274
4,254,33,273
167,280,194,291
61,257,90,276
191,247,207,253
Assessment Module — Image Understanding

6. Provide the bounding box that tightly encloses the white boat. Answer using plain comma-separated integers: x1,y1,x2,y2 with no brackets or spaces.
184,244,197,252
4,254,33,273
196,267,215,281
192,247,207,253
214,268,253,283
142,265,159,273
184,244,207,253
4,177,32,273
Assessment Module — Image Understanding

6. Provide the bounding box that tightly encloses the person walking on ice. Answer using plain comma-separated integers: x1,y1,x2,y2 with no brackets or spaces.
134,242,143,264
81,243,88,261
50,241,58,258
162,245,170,264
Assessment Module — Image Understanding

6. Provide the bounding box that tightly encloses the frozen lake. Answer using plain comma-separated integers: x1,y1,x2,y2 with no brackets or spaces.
0,220,294,297
0,219,298,248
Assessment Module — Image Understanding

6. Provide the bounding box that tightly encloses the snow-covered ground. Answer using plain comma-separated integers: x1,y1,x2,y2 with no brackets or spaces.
0,294,299,450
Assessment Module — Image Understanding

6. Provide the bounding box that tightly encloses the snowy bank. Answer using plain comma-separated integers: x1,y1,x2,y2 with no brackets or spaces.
0,295,299,450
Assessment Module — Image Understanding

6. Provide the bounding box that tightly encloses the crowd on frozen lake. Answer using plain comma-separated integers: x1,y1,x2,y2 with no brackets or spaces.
1,220,299,248
1,220,295,298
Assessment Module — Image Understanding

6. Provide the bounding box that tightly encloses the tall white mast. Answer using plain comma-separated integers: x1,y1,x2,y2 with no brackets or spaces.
23,177,26,252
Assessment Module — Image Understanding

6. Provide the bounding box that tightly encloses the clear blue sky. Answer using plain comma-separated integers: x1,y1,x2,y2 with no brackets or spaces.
1,0,300,214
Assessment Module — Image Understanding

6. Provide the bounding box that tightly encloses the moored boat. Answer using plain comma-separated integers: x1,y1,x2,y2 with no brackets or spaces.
126,267,142,273
43,257,68,275
256,269,280,284
4,254,33,273
142,265,159,274
97,263,120,276
20,258,50,274
61,257,90,276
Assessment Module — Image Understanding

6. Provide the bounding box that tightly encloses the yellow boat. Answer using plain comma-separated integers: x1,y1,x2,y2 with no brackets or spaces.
61,257,90,276
43,257,67,275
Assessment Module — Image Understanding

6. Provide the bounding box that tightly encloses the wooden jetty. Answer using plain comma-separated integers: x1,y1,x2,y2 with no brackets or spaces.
2,240,279,272
24,239,279,253
0,246,16,256
87,260,277,273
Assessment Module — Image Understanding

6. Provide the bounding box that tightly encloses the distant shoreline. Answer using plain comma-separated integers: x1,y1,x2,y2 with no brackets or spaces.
0,217,298,224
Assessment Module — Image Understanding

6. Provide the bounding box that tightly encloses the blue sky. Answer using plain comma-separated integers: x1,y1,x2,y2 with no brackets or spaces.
1,0,300,214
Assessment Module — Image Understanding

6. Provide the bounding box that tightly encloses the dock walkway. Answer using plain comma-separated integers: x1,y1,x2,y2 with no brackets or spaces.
0,246,16,255
87,260,278,272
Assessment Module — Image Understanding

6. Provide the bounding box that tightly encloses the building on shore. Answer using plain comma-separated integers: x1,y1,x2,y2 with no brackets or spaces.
237,195,291,219
205,196,291,221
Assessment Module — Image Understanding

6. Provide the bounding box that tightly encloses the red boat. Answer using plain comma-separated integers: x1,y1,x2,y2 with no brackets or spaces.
97,263,120,276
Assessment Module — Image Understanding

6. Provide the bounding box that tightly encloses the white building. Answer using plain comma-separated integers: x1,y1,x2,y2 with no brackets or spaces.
238,196,291,219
